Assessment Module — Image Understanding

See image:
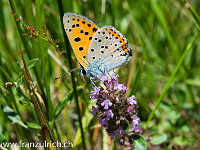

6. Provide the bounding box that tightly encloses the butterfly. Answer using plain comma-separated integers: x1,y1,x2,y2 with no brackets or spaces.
63,13,132,80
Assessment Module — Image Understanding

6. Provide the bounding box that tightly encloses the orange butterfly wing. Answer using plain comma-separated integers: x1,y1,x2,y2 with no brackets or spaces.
63,13,100,69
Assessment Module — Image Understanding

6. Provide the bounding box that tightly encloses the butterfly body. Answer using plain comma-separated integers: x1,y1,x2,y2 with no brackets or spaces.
63,13,132,79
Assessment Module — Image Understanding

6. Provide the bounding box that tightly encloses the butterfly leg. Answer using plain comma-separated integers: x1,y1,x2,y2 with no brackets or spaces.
90,77,97,88
102,66,112,78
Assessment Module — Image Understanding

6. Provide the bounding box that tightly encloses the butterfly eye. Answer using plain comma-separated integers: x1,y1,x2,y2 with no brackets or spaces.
80,68,87,76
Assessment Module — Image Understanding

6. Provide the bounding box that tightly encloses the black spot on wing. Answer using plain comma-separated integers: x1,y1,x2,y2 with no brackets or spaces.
78,46,84,51
74,37,81,42
85,32,89,35
93,27,98,32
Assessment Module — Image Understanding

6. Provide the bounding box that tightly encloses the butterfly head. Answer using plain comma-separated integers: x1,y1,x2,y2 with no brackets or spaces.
79,67,87,77
79,66,103,81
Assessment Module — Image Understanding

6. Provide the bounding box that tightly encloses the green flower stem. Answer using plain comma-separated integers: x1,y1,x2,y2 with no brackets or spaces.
57,0,86,150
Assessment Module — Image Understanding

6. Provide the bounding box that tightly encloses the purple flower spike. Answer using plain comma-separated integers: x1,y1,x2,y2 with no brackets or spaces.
127,95,137,105
131,115,140,131
90,86,100,99
101,100,112,110
114,83,128,92
114,127,126,137
101,74,109,82
90,73,140,145
112,74,119,80
92,106,98,115
104,110,114,120
108,132,117,140
99,118,108,129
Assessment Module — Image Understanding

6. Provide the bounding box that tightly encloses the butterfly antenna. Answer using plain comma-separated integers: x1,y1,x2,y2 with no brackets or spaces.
55,74,68,80
55,68,80,80
90,78,97,87
107,71,112,78
69,68,79,73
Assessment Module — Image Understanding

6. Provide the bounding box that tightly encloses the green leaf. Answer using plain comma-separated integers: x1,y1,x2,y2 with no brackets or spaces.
19,99,30,106
54,86,83,119
150,132,167,145
133,135,147,150
17,76,23,86
0,133,6,143
27,122,41,130
173,136,188,146
1,105,27,128
167,110,181,124
27,58,39,69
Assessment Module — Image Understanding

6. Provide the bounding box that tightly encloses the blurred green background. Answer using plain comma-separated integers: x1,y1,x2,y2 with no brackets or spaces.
0,0,200,149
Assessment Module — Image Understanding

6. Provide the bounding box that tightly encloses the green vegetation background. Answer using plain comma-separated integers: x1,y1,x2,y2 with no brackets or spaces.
0,0,199,149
